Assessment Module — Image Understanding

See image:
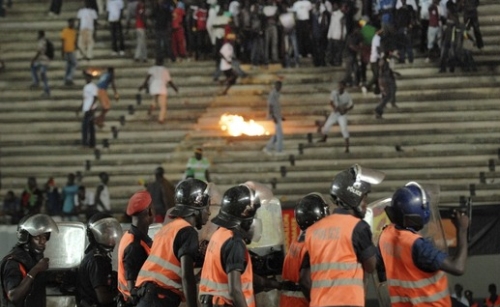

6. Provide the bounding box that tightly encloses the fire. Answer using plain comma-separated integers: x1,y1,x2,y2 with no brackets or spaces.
219,113,269,137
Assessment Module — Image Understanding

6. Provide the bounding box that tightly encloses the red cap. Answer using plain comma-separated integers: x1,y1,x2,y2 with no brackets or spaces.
126,190,152,216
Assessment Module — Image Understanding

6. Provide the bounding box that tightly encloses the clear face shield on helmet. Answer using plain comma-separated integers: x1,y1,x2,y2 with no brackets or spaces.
88,217,123,252
349,164,385,218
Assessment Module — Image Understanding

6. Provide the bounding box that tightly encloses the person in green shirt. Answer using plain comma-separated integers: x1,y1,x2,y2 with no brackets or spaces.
184,148,211,182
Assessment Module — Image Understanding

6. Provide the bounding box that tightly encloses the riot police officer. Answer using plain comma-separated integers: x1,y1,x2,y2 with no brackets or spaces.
280,193,330,307
199,183,281,307
0,214,58,307
303,164,385,307
78,212,123,307
117,190,155,306
135,178,211,307
378,182,469,306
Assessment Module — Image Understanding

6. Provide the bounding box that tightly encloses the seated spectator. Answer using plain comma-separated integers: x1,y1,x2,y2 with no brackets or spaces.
94,172,111,213
184,147,211,182
2,191,21,225
20,176,43,215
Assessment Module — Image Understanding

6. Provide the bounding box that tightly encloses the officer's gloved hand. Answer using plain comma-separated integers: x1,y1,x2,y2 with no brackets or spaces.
130,287,139,305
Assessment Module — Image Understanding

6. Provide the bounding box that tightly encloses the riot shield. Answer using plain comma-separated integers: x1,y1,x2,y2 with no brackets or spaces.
365,183,448,307
245,181,285,277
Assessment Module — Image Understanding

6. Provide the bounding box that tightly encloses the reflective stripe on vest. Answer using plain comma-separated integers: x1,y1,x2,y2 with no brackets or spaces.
379,224,451,307
279,239,308,307
199,228,255,307
136,218,191,299
117,231,151,299
305,214,365,307
486,297,500,307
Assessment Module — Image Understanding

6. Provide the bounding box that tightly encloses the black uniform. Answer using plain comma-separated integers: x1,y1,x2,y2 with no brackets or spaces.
0,245,47,307
77,246,115,307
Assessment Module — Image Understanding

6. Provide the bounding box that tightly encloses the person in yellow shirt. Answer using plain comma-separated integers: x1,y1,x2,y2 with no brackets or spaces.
61,18,77,86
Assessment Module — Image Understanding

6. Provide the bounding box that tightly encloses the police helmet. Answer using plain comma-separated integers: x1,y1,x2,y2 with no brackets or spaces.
169,178,210,218
330,164,385,216
86,212,123,250
295,193,330,231
211,184,261,230
386,181,430,231
17,214,59,244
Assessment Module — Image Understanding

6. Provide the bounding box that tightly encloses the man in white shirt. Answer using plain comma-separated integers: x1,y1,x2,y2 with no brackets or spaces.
326,2,346,66
292,0,312,57
363,30,382,94
139,57,179,124
452,283,470,307
77,0,98,59
317,81,353,153
219,34,238,95
263,0,278,64
107,0,125,55
79,72,98,148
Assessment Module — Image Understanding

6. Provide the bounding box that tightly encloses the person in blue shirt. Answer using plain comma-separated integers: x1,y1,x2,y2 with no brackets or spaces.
95,67,119,127
62,173,79,220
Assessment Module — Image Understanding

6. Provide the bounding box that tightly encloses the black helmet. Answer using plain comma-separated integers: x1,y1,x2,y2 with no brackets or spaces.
211,184,261,229
330,164,385,217
169,178,210,219
295,193,330,231
86,212,122,251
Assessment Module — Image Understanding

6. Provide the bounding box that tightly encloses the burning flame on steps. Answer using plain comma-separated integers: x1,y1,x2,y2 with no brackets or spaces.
219,113,269,137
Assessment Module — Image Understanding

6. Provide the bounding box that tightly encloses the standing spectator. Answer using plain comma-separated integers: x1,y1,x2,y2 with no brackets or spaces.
263,81,284,155
292,0,312,57
280,5,300,68
153,0,175,63
77,0,98,60
94,172,111,213
139,57,179,124
209,4,230,80
134,0,147,62
107,0,125,56
2,191,21,225
125,0,138,33
343,26,363,86
462,0,482,50
62,173,79,220
358,18,377,90
419,0,432,53
48,0,62,17
439,12,459,73
79,72,98,148
30,30,51,98
171,0,187,60
146,166,175,222
326,3,346,66
20,177,43,215
263,0,279,65
75,186,94,219
311,1,329,67
394,0,416,64
378,0,396,31
193,2,209,60
426,0,442,62
184,147,211,182
375,52,398,118
363,29,382,94
219,34,238,95
95,67,119,127
44,177,61,216
61,18,77,86
249,3,264,68
317,81,353,153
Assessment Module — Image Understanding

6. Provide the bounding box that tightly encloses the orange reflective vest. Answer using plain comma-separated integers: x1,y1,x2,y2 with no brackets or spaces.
199,228,255,307
117,230,151,300
379,224,451,307
305,213,365,307
136,218,191,300
280,236,308,307
486,296,500,307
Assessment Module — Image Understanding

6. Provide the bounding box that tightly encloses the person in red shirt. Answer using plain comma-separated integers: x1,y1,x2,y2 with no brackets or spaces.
193,2,209,60
134,0,147,62
172,1,186,60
